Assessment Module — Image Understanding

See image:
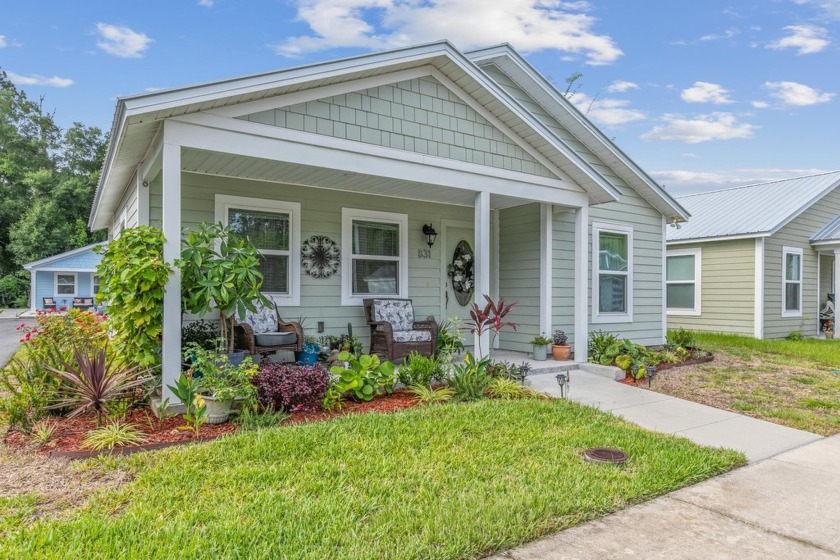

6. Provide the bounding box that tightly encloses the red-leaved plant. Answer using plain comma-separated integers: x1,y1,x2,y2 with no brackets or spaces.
468,295,518,357
252,363,329,413
45,345,152,426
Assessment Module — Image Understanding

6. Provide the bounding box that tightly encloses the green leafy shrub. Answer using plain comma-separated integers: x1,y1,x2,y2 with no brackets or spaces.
486,377,545,400
666,328,696,350
588,330,619,363
29,418,57,446
233,406,288,432
0,358,54,431
82,421,147,450
330,351,397,401
530,333,552,346
397,352,445,387
185,344,259,406
95,226,171,368
407,384,454,405
615,354,633,371
435,317,464,362
167,372,207,438
449,352,491,402
181,320,220,352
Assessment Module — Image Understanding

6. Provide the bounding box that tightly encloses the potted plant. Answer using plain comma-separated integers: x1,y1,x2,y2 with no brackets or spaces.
178,223,272,365
529,333,551,361
552,330,571,360
825,320,834,340
297,335,321,366
183,344,258,424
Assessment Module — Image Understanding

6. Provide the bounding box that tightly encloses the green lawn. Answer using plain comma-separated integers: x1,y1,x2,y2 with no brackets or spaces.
1,400,743,559
651,332,840,435
693,332,840,369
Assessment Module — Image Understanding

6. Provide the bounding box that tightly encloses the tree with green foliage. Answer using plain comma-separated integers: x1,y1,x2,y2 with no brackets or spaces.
0,71,106,306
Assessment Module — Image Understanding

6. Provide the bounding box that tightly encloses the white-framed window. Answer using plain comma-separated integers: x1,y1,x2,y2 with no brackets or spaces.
666,248,702,316
55,273,77,297
782,246,803,317
92,275,100,297
215,194,301,306
341,208,408,306
592,222,633,323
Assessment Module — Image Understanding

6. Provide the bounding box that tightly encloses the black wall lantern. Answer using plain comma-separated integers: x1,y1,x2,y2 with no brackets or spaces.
422,223,438,248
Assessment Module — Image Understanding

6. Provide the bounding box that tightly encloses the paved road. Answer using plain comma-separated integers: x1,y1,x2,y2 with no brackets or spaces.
0,317,32,367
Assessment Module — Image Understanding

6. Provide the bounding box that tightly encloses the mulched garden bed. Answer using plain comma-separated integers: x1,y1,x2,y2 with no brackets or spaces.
616,350,714,387
4,389,421,457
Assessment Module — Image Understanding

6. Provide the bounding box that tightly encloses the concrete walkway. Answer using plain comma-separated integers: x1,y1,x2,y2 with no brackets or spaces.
527,370,822,462
492,435,840,559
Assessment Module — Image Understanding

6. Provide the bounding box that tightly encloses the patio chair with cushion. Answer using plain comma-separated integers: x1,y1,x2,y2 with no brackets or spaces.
363,298,437,361
42,297,57,311
234,299,303,358
72,297,95,311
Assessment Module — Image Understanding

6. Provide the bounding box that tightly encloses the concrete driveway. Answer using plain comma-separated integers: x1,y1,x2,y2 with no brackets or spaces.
0,317,32,367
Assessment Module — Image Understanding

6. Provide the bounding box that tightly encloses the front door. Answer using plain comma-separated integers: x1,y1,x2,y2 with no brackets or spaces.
442,223,475,346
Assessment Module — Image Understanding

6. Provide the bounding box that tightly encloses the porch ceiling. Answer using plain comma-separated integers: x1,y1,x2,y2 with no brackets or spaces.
181,148,538,210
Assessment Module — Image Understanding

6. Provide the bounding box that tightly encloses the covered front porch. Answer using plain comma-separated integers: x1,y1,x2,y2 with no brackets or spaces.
812,217,840,337
141,117,593,399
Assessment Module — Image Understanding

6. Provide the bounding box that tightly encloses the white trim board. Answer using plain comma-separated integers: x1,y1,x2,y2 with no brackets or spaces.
754,237,765,339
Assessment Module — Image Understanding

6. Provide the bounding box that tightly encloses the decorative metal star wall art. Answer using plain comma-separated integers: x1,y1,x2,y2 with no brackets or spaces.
301,235,341,279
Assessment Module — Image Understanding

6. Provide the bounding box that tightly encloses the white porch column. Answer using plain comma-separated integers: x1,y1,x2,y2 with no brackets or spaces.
539,204,553,336
474,191,491,358
161,137,182,401
834,250,840,327
574,204,589,363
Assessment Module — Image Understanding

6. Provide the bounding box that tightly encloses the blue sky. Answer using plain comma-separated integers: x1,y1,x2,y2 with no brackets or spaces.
2,0,838,194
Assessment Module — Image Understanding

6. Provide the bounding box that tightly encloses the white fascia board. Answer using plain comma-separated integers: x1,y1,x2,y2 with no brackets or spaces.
467,46,689,221
667,232,769,245
121,42,457,117
167,116,591,207
90,102,127,230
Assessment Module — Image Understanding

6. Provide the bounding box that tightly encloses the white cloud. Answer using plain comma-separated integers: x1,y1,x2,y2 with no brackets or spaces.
95,23,152,58
275,0,622,65
681,82,733,104
0,35,6,48
763,81,834,105
751,100,770,109
6,71,74,88
570,93,644,125
606,80,638,93
198,0,214,6
653,167,829,194
700,27,739,41
791,0,840,20
641,112,757,143
767,25,830,55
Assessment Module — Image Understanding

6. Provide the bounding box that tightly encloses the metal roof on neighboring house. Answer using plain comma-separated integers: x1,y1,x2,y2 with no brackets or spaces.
811,214,840,243
666,171,840,243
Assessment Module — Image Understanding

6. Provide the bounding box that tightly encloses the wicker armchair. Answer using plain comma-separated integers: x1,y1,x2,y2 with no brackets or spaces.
363,298,437,361
234,300,303,358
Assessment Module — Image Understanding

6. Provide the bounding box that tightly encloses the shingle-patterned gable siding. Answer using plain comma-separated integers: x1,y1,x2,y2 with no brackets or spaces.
238,76,555,179
41,250,102,270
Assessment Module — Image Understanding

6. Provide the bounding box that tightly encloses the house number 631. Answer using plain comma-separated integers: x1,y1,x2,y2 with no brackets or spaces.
417,249,432,259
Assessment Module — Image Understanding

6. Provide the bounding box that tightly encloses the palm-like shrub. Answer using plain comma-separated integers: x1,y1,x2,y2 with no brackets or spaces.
45,346,152,425
82,421,147,450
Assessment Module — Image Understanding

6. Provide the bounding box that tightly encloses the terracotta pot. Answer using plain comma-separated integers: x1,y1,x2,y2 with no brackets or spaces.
552,345,571,360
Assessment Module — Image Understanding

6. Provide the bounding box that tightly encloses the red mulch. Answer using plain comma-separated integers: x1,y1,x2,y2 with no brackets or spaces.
4,389,421,455
284,389,419,425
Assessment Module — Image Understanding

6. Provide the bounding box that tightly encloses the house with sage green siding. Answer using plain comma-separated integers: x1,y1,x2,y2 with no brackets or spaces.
88,41,688,399
666,171,840,339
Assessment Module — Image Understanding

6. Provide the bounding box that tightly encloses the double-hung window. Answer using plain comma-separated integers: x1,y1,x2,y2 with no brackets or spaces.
56,274,76,297
782,247,803,317
666,248,702,316
593,223,633,323
342,208,408,306
215,195,300,306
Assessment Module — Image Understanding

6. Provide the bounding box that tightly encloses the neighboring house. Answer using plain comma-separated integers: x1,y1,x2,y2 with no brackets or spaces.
666,171,840,339
22,242,107,313
88,41,688,397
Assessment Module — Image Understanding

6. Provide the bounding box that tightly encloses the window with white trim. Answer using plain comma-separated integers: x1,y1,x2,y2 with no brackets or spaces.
782,246,803,317
92,275,101,297
592,222,633,323
666,248,702,316
216,195,301,306
342,208,408,306
55,274,76,296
